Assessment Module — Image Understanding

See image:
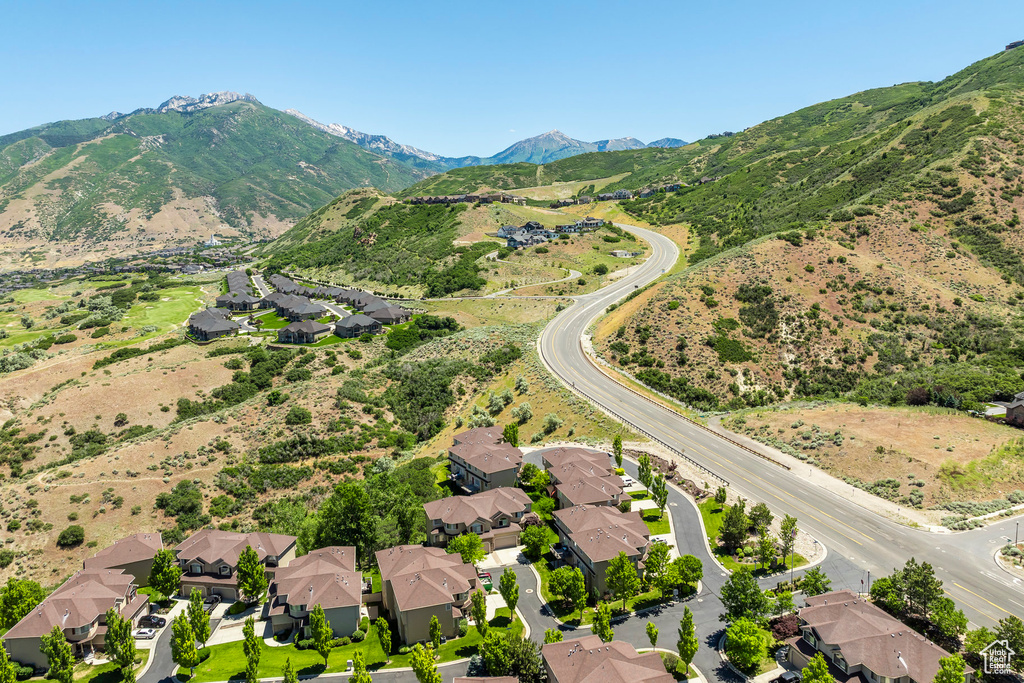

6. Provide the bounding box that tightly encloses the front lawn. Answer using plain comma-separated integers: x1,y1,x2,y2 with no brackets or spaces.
641,508,670,535
184,611,520,682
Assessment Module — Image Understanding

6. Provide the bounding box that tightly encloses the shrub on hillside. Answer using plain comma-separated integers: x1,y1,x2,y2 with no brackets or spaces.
56,525,85,548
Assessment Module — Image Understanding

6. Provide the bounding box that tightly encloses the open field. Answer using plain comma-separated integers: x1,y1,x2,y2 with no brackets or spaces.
419,299,562,327
511,174,631,201
722,403,1023,507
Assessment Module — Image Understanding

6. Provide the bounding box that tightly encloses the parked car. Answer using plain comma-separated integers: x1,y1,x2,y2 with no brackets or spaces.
772,672,801,683
621,475,636,487
133,628,157,640
203,595,222,612
139,615,166,628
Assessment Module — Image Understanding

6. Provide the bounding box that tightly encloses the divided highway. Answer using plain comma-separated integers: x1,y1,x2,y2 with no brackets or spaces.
537,223,1024,628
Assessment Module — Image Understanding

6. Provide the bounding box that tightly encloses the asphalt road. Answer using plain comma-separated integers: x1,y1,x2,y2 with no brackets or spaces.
537,222,1024,630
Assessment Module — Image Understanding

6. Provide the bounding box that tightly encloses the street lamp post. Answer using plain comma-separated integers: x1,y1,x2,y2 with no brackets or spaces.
790,529,797,588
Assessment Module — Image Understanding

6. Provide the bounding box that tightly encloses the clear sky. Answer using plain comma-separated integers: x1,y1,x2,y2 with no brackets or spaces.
3,0,1023,157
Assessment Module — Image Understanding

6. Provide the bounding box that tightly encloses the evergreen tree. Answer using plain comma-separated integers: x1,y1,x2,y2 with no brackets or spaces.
677,607,698,670
243,616,261,683
187,588,211,648
148,549,182,600
40,626,73,683
375,617,392,663
718,499,749,552
309,605,333,666
236,545,268,603
714,487,727,506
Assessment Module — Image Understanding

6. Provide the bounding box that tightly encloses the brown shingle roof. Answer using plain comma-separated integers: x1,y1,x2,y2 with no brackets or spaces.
175,529,295,567
798,591,971,683
569,524,649,564
554,505,647,538
6,569,145,639
556,475,626,507
449,442,523,475
271,546,360,611
84,532,163,571
423,488,531,527
374,545,477,611
541,447,610,471
543,636,673,683
452,427,504,446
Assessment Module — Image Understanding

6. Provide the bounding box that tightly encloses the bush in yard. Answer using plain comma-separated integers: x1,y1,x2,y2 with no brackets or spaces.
351,629,365,642
56,525,85,547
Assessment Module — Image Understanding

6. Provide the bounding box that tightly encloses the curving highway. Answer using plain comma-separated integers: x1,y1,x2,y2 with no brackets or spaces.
537,223,1024,628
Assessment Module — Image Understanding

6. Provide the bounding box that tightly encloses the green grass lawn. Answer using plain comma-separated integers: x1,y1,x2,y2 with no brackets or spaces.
697,499,807,574
120,285,204,335
641,508,671,535
273,333,347,348
75,649,150,683
626,489,650,500
252,312,290,330
186,611,520,682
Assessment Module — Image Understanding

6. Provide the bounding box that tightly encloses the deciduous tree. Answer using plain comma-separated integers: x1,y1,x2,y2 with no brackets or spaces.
800,567,832,597
714,487,727,506
521,525,547,560
447,534,486,565
544,628,563,644
148,549,182,600
637,455,653,489
309,605,333,666
779,515,798,564
724,618,769,673
187,588,211,648
934,654,967,683
645,542,671,596
243,616,261,683
40,625,73,683
375,617,392,663
0,644,19,683
503,423,519,448
612,435,623,468
499,568,519,619
802,652,835,683
606,552,641,610
283,658,297,683
471,589,488,637
429,615,441,650
104,608,137,683
593,602,614,643
410,644,442,683
651,474,668,515
349,651,372,683
170,614,199,679
0,578,45,629
748,502,773,530
677,607,698,670
719,567,770,623
931,597,968,640
756,526,776,570
647,622,659,649
719,499,749,552
673,554,703,589
236,545,268,603
996,615,1024,672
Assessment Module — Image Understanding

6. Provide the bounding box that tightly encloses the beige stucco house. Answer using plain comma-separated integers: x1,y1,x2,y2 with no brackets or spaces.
176,529,297,601
267,546,361,638
424,487,532,552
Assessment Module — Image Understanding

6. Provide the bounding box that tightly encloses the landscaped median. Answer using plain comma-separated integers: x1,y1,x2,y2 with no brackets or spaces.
178,609,522,682
696,497,808,575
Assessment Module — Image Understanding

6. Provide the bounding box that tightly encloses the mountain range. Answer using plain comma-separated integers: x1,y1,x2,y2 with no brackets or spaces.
285,109,687,168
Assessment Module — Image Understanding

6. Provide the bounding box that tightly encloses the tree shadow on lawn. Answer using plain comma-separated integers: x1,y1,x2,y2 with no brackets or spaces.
297,663,327,677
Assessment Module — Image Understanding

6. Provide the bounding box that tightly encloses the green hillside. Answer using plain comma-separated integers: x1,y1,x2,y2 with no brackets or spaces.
264,189,490,297
0,100,423,244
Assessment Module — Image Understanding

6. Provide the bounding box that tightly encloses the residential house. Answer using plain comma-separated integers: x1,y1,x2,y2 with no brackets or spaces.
361,299,389,314
1005,391,1024,425
610,250,632,258
543,447,626,509
267,546,361,638
278,321,333,344
454,678,517,683
369,306,411,325
582,217,604,229
452,426,505,446
496,225,519,238
448,436,524,492
375,545,478,644
217,292,262,311
507,232,547,250
542,635,674,683
578,196,592,204
424,487,532,552
612,189,633,200
176,529,297,600
638,188,655,198
1007,39,1024,50
83,533,163,586
598,193,615,201
662,183,681,192
282,300,327,322
787,590,974,683
551,505,649,595
335,314,383,338
188,308,239,341
3,569,149,669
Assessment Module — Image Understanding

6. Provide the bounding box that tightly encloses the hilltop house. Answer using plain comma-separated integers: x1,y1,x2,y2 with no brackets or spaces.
369,306,411,325
1004,391,1024,425
176,529,297,600
83,532,163,586
787,590,974,683
551,505,649,595
542,636,674,683
423,487,532,552
335,314,383,338
188,308,239,341
3,569,150,670
448,429,523,492
375,545,478,644
267,546,361,638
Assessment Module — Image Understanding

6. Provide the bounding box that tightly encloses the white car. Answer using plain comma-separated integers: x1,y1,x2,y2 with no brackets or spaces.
621,475,636,488
133,628,157,640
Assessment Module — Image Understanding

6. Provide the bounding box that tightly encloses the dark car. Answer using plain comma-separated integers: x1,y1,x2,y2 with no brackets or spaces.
203,595,222,612
138,615,166,628
772,672,801,683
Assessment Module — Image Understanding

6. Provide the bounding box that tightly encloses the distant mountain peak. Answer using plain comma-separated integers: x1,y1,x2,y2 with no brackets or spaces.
156,91,260,113
284,109,448,163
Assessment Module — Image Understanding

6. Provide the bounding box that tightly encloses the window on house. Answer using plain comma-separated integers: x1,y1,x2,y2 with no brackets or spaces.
471,524,482,533
833,653,848,673
190,563,202,574
219,565,230,576
804,631,817,648
445,603,451,611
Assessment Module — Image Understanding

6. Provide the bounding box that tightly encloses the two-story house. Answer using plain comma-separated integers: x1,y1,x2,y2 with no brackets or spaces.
543,447,627,509
267,546,361,638
448,430,523,493
787,590,974,683
176,530,297,601
423,488,532,552
552,505,650,596
4,569,149,670
375,545,478,645
83,532,163,586
542,635,674,683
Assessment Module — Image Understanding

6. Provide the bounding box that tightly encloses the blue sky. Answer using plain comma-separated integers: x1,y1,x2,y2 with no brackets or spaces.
3,0,1023,157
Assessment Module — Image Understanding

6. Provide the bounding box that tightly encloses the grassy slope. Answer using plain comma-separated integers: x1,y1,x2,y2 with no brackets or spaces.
0,101,423,244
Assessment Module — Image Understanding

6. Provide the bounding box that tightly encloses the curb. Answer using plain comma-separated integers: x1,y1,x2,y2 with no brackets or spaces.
641,648,708,683
993,544,1024,581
